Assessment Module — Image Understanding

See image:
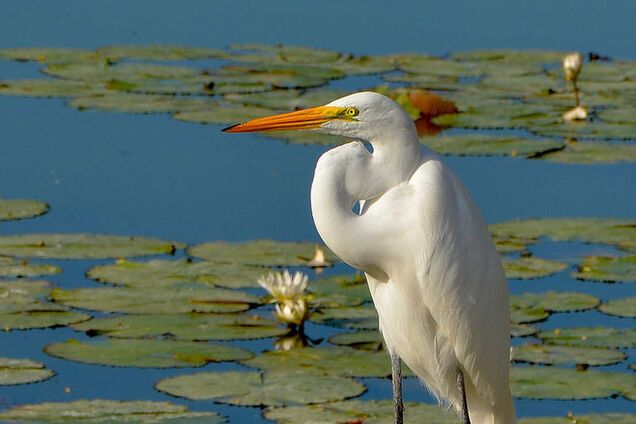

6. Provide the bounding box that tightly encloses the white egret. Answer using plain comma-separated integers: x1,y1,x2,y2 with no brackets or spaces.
224,92,515,424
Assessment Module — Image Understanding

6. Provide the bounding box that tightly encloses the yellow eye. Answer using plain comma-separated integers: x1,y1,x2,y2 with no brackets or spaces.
344,107,359,117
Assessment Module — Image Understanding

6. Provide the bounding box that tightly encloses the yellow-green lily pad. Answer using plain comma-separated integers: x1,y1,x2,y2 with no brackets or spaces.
573,255,636,283
503,257,568,280
173,104,278,125
0,79,102,98
519,413,636,424
44,61,202,82
70,93,215,114
242,346,399,378
537,140,636,163
599,297,636,318
0,399,225,423
96,45,227,61
328,330,383,351
510,291,599,324
512,343,625,366
72,313,286,341
155,369,365,406
511,366,635,400
44,338,252,368
423,134,563,158
1,310,91,331
310,305,378,329
511,323,538,338
265,399,458,424
0,358,55,386
0,47,96,64
0,233,184,259
490,217,636,248
309,274,371,308
539,326,636,348
224,89,347,111
0,199,49,221
229,44,341,65
0,257,61,278
187,240,336,267
87,258,265,289
51,284,258,314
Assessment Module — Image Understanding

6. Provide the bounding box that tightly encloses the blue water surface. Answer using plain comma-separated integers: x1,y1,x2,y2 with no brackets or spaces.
0,1,635,422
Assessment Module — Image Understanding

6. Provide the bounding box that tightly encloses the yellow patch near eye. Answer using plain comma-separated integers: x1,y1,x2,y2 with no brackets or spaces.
340,107,359,120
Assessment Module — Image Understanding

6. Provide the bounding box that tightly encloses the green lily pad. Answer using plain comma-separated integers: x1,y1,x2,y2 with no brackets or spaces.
0,79,102,98
309,274,371,308
0,257,61,278
511,323,538,338
573,255,636,283
71,93,215,114
493,235,534,254
511,343,625,366
187,240,337,267
87,258,265,289
0,280,56,313
538,326,636,348
229,44,341,65
155,369,366,406
211,65,331,89
503,257,568,279
224,89,347,111
511,366,635,400
262,130,348,147
519,413,636,424
599,297,636,318
243,346,399,378
450,49,565,65
0,233,185,259
0,47,96,64
0,358,55,386
1,310,91,331
510,291,599,324
490,217,636,248
173,104,279,125
265,399,458,424
0,399,225,423
536,140,636,163
423,134,563,158
44,338,252,368
72,313,287,341
327,55,397,76
44,62,202,82
51,284,258,314
512,291,599,313
328,330,383,351
96,45,227,61
309,305,378,329
0,199,49,221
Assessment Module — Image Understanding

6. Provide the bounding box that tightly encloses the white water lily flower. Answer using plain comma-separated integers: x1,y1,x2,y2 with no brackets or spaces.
257,270,308,302
562,106,588,121
274,298,309,326
563,52,583,81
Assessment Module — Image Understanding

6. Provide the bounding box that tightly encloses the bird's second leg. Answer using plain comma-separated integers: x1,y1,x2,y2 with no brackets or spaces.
457,369,471,424
391,352,403,424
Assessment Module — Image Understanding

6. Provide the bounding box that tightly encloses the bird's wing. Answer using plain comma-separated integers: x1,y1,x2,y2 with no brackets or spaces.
363,155,511,414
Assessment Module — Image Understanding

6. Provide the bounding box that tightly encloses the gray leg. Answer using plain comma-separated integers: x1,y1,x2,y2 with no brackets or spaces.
391,352,403,424
457,369,471,424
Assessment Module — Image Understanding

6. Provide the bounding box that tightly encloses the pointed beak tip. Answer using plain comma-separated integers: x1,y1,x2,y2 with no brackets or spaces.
222,123,242,133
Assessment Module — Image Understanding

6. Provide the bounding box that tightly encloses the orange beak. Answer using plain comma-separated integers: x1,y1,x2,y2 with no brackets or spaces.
222,105,343,133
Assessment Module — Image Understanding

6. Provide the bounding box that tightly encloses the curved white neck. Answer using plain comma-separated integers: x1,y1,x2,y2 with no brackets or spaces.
310,129,422,277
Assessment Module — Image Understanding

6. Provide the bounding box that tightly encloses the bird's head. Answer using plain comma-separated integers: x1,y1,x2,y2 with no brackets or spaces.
223,91,415,141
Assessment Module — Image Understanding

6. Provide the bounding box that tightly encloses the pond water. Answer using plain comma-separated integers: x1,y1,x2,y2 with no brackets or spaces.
0,1,635,423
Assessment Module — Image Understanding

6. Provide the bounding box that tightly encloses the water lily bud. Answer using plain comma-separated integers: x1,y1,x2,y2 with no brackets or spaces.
307,246,332,268
274,298,308,326
562,106,587,121
563,52,583,82
257,270,308,302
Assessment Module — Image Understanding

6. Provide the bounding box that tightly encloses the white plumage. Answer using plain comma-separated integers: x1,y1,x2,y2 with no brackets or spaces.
225,91,516,423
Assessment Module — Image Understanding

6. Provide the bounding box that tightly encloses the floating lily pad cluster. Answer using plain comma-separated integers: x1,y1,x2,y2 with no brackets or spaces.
1,45,635,163
1,45,636,421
